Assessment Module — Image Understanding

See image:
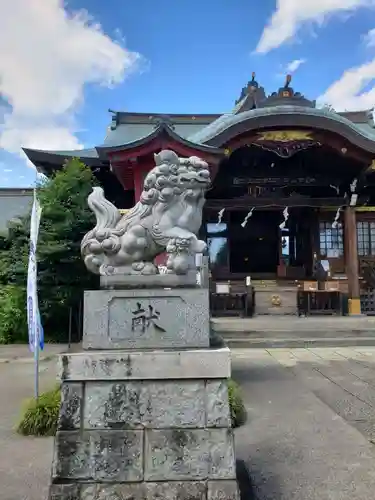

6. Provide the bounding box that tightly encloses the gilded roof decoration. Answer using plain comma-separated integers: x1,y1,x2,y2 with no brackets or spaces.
256,130,314,142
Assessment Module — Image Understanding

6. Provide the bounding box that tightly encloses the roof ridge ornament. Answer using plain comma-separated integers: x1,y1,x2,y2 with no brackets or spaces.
256,75,316,109
108,109,119,130
151,115,176,130
234,71,266,111
285,74,292,89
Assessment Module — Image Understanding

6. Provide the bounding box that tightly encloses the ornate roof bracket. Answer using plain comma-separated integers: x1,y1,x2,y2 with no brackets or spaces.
150,115,176,130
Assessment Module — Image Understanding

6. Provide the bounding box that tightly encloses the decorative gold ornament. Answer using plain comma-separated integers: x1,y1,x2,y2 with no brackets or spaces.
119,209,130,215
271,294,282,307
257,130,313,142
224,148,231,156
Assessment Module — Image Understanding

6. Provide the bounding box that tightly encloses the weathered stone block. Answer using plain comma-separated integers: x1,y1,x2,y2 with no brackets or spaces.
84,381,206,429
81,483,145,500
59,348,231,382
144,429,236,481
52,432,89,480
58,383,82,431
207,481,240,500
80,482,207,500
52,430,143,482
147,482,206,500
49,481,239,500
49,483,81,500
89,430,143,482
84,382,143,429
206,381,231,428
83,288,209,350
207,429,237,480
142,381,206,428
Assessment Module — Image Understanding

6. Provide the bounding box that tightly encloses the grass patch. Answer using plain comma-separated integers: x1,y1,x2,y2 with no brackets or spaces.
16,385,61,436
228,379,247,428
16,379,246,437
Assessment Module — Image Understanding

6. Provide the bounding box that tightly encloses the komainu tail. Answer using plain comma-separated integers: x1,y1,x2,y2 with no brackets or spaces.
81,187,122,274
87,187,121,232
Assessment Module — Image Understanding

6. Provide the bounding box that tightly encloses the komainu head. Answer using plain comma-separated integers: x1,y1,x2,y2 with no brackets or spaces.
139,150,211,206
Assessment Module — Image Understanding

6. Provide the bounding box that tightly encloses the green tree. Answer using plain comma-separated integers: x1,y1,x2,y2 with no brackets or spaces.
0,158,99,343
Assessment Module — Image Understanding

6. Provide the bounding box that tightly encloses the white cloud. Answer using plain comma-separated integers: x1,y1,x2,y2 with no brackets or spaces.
255,0,375,54
0,0,143,166
363,27,375,47
317,59,375,111
284,58,306,73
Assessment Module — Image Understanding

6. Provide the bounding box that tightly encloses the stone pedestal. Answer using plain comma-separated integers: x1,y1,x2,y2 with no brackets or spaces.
83,288,210,350
49,281,238,499
49,348,239,500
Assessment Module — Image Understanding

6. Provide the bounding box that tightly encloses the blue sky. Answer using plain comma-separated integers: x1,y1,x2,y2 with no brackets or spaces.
1,0,375,187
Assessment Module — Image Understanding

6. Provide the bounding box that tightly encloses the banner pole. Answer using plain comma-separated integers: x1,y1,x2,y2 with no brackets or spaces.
28,176,43,399
34,341,39,399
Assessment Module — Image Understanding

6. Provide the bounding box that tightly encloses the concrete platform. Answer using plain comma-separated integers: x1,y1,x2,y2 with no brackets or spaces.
212,316,375,348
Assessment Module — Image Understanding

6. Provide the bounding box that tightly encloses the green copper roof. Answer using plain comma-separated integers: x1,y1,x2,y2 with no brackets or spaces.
23,147,99,159
188,105,375,145
102,122,214,148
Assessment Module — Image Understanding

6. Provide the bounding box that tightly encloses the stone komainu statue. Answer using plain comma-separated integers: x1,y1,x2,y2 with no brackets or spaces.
81,150,211,275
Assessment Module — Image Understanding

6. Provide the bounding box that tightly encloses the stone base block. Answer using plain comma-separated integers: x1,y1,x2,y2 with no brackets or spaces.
50,480,239,500
83,288,209,350
49,349,239,499
58,348,231,381
100,271,198,289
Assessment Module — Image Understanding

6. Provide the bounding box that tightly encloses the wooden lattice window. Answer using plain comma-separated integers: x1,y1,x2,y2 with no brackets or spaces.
357,221,375,256
319,221,344,257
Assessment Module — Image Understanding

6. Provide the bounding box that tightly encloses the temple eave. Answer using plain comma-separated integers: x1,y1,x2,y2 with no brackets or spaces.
22,147,105,170
97,124,223,160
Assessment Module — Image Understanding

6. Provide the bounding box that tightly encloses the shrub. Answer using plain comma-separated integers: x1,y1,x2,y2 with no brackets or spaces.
0,285,28,344
0,158,99,344
228,379,247,428
16,385,61,436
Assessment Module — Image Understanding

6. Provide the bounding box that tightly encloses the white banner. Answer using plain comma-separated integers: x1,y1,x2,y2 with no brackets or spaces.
27,189,43,353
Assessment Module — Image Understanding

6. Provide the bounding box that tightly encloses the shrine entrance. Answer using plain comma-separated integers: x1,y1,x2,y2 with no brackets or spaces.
204,139,361,280
229,210,280,276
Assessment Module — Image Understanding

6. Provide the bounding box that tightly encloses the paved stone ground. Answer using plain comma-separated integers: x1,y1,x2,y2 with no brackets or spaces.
2,346,375,499
0,358,56,500
232,347,375,499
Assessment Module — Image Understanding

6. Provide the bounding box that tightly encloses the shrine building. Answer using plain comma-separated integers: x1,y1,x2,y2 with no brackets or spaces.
23,74,375,316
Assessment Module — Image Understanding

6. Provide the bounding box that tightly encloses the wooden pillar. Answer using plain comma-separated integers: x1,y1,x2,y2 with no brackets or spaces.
344,206,361,315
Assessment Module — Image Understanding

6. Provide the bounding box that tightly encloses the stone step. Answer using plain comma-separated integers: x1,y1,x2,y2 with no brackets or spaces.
225,337,375,348
211,316,375,335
